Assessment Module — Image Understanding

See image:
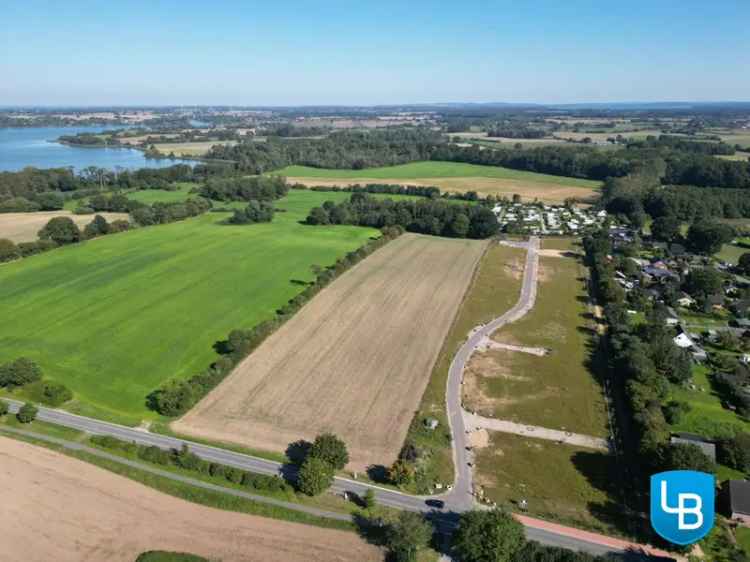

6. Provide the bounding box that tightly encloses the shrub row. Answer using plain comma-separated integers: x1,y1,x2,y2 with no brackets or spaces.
90,436,291,494
148,225,405,416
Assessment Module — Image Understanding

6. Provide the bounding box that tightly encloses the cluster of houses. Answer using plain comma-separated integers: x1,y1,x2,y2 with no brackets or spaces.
608,227,750,527
491,203,610,235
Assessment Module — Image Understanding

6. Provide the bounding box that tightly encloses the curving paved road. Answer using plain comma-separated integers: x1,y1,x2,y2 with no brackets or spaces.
442,236,540,510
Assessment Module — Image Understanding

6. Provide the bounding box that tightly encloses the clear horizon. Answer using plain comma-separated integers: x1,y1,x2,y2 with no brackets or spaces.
2,0,749,106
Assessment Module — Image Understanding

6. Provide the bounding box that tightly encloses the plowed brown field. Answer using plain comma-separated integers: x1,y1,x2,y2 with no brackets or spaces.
0,211,128,243
0,437,381,562
176,233,487,470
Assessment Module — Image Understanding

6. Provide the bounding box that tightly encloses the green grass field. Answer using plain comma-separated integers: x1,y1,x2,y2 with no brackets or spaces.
272,161,601,189
0,190,377,423
716,243,747,265
475,432,620,534
669,364,750,440
469,250,608,436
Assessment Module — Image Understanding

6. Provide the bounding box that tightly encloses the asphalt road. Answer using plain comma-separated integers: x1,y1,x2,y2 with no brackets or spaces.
443,236,540,511
1,236,670,558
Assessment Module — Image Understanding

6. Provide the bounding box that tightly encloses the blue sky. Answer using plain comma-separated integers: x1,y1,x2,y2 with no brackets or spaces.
1,0,748,106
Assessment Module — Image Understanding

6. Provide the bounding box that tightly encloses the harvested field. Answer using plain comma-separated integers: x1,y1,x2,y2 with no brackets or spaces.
289,177,596,204
0,211,129,243
274,161,602,204
0,437,381,562
153,141,237,156
176,233,487,469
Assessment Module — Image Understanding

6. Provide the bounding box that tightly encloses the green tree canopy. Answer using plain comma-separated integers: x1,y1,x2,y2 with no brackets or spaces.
38,216,81,245
452,509,526,562
385,511,433,562
661,443,716,474
651,214,681,243
308,433,349,470
0,357,43,388
0,238,20,262
686,221,733,255
16,402,38,424
296,456,334,496
684,267,724,299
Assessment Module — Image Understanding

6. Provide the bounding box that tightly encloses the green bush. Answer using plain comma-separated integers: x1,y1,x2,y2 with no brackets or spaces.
39,380,73,406
0,357,43,388
0,399,8,417
296,456,334,496
16,402,38,424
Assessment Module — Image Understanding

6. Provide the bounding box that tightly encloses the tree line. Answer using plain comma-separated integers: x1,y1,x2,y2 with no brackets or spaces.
205,128,442,173
147,226,405,416
0,164,231,212
305,193,499,239
198,176,288,202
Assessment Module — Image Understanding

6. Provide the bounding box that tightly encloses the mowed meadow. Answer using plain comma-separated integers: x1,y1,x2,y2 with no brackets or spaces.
0,190,377,423
272,161,602,203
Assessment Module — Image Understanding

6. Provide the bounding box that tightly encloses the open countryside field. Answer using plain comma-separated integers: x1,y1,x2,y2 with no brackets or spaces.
0,437,380,562
0,191,376,423
0,210,129,243
463,240,608,436
153,141,237,157
273,161,602,204
176,233,487,470
474,432,619,533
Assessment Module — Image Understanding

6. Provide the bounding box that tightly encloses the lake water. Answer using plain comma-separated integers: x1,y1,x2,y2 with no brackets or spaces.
0,126,192,172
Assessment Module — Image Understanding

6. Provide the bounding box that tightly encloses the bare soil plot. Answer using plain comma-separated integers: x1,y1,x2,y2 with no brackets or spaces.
289,177,597,204
0,211,129,243
0,437,381,562
176,233,487,470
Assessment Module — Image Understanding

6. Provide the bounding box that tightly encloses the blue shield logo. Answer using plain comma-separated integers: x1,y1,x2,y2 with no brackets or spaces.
650,470,714,545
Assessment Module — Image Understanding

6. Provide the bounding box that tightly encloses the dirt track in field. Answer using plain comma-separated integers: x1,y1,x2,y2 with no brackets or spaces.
0,437,381,562
0,211,129,243
176,233,487,470
289,177,598,204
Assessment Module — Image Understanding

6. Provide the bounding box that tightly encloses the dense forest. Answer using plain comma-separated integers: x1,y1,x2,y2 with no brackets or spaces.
206,128,442,173
198,176,288,202
305,193,499,239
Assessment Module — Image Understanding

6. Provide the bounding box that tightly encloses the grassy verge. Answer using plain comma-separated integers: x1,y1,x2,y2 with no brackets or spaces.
669,364,750,440
399,243,526,493
475,432,623,535
469,250,608,436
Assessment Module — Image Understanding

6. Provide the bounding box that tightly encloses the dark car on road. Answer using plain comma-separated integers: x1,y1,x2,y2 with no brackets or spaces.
425,499,445,509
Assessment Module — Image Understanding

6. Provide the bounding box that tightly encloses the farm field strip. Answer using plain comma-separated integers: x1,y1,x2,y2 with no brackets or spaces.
0,210,129,243
272,161,601,204
176,233,487,470
0,191,377,422
0,437,380,562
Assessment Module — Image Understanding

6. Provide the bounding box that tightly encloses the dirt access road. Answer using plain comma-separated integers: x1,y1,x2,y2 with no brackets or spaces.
0,437,381,562
176,233,487,470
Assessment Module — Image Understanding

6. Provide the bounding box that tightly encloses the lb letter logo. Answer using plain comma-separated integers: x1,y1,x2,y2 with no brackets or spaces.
650,470,714,545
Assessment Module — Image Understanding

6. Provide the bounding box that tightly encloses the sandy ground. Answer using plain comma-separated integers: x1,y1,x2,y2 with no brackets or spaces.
289,177,597,204
0,211,129,243
176,233,486,470
0,437,382,562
